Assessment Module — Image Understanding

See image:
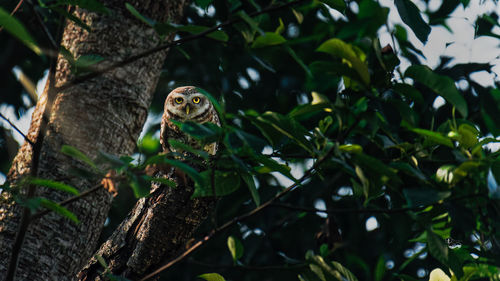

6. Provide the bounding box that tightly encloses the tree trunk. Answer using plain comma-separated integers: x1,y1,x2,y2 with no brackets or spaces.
78,168,215,280
0,1,187,280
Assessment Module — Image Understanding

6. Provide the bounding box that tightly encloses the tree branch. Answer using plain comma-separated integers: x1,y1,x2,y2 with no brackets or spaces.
55,0,308,93
0,112,34,147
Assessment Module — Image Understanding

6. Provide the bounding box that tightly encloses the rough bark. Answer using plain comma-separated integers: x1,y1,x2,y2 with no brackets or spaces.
78,168,215,280
0,1,187,280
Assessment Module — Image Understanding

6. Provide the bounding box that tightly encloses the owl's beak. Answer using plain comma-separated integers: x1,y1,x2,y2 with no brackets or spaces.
185,104,190,115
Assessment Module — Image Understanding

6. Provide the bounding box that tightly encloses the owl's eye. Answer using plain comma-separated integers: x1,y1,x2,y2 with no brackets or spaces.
174,97,183,104
192,97,201,104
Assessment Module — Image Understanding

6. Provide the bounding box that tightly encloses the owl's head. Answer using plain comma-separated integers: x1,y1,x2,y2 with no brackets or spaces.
164,86,212,122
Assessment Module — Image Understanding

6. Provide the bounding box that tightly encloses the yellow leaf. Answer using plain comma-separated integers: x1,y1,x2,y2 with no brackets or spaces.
429,268,451,281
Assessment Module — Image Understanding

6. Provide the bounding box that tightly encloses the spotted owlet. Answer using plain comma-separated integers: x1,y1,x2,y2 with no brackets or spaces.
160,86,221,155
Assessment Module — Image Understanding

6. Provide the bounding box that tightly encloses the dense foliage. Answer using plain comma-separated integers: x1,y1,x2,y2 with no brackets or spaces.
1,0,500,280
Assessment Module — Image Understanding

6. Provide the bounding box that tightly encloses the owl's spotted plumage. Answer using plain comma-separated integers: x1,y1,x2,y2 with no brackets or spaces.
160,86,221,155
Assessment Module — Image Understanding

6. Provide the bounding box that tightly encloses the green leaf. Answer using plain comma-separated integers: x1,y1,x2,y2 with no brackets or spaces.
240,172,260,206
251,32,286,48
40,198,80,223
338,144,363,154
227,129,267,153
374,256,386,281
139,134,160,154
236,10,262,35
390,162,426,181
147,176,176,188
194,0,213,9
168,139,210,159
61,145,98,169
426,229,449,268
491,159,500,186
456,123,479,148
146,156,205,188
195,88,225,121
28,178,80,195
129,174,151,198
288,103,332,120
317,38,370,85
198,273,226,281
286,45,313,77
257,111,315,154
405,65,468,117
307,253,344,280
74,54,105,74
393,83,424,105
51,7,91,31
403,188,451,207
395,0,431,43
253,155,296,183
0,7,42,55
227,235,244,262
125,3,155,26
319,0,346,12
177,25,229,42
330,261,359,281
163,159,204,187
172,120,222,143
275,18,285,34
193,170,241,197
411,128,454,148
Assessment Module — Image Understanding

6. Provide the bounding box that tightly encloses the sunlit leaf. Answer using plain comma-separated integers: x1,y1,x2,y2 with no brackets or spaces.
330,261,359,281
227,235,244,262
198,273,226,281
251,32,286,48
428,268,451,281
411,128,454,148
317,38,370,85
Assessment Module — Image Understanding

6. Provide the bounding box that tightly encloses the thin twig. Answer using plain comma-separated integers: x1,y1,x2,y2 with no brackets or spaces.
10,0,24,15
0,0,25,32
269,202,425,214
55,0,308,93
0,112,34,146
271,192,489,215
29,1,58,49
30,181,105,221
